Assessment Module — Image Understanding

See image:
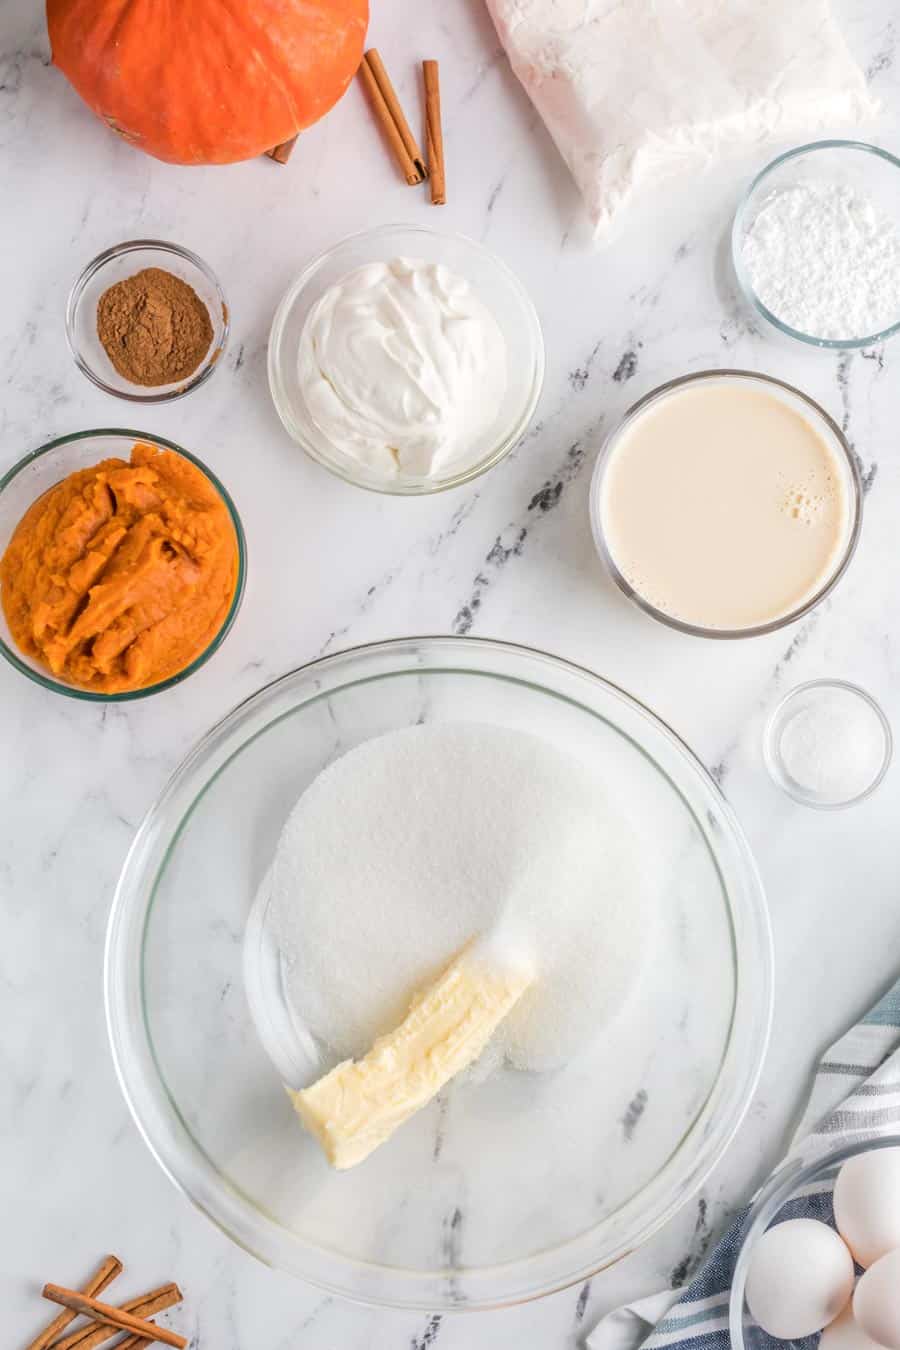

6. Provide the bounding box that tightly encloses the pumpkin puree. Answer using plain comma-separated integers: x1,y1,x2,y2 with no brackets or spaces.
1,442,239,693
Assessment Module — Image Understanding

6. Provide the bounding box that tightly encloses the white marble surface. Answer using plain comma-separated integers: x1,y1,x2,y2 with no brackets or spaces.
3,2,900,1346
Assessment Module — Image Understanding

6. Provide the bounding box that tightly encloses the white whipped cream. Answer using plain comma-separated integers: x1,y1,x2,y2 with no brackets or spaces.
298,257,507,480
486,0,877,242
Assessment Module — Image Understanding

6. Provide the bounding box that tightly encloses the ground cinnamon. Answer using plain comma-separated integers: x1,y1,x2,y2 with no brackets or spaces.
97,267,213,387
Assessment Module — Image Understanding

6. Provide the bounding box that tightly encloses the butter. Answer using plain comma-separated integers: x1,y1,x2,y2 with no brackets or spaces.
289,944,532,1168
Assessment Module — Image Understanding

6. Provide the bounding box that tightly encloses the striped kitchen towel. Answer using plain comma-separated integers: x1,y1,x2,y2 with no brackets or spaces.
586,976,900,1350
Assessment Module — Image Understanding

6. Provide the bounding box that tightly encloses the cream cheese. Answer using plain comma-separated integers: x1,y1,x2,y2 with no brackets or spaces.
297,257,508,480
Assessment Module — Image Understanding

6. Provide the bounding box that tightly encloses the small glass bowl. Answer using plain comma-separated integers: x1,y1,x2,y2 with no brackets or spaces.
730,1134,900,1350
0,429,246,701
732,141,900,349
764,680,892,808
267,224,545,495
589,370,862,640
66,240,229,402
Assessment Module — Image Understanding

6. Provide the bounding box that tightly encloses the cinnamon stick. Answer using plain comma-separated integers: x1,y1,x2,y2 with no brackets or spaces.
114,1324,182,1350
53,1284,182,1350
364,50,427,180
358,50,425,185
41,1286,186,1349
265,136,298,164
24,1255,122,1350
423,61,445,205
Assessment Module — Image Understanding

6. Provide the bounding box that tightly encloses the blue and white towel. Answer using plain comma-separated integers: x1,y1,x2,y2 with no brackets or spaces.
587,978,900,1350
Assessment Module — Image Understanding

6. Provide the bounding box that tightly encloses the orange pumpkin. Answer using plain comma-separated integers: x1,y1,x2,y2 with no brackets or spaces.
46,0,369,165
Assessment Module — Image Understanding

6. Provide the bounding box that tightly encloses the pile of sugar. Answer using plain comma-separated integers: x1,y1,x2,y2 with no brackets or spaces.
270,723,656,1074
779,688,887,802
742,181,900,340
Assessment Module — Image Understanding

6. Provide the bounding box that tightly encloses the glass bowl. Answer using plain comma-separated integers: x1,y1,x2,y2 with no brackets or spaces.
267,225,545,495
730,1134,900,1350
764,680,892,809
105,636,773,1309
66,240,229,401
0,429,246,701
589,370,862,640
732,141,900,349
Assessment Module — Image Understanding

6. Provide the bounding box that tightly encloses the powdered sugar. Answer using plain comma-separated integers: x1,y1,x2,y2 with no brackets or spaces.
270,723,656,1074
742,181,900,341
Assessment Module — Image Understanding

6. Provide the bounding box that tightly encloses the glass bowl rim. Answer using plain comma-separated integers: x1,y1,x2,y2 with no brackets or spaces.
0,427,247,702
589,368,863,640
266,222,546,496
731,140,900,350
104,634,774,1309
763,678,893,809
728,1131,900,1350
65,238,230,403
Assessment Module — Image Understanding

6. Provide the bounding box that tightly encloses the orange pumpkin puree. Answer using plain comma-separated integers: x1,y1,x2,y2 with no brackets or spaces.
1,442,239,693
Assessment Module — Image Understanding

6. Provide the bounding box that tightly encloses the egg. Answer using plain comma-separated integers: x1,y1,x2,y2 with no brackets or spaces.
745,1218,855,1339
821,1306,886,1350
854,1249,900,1350
834,1147,900,1268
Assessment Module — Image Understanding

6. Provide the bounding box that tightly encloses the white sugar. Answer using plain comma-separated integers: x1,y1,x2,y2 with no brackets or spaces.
778,689,887,802
271,722,655,1073
742,181,900,341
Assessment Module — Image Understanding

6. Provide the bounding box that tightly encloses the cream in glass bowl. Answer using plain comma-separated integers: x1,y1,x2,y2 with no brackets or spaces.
590,370,861,639
267,225,545,495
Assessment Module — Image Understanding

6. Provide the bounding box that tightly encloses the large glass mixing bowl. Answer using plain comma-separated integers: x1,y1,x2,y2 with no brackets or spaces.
105,638,773,1309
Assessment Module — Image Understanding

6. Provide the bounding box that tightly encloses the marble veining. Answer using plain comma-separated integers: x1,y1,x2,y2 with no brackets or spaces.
669,1198,713,1289
3,1,900,1346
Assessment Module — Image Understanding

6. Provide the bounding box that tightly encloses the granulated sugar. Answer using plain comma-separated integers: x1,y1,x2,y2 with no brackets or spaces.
741,181,900,340
778,687,888,803
271,723,655,1073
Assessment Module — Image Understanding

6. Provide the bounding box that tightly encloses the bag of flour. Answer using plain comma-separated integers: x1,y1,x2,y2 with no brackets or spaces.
486,0,878,241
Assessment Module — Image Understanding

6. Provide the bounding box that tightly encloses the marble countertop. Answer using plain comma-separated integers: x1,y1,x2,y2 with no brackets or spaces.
4,3,900,1346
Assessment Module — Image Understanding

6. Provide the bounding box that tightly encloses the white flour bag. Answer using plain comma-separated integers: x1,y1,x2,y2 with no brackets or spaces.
485,0,878,241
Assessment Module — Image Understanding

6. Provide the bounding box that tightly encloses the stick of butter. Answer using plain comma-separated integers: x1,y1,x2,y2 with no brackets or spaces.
288,943,533,1169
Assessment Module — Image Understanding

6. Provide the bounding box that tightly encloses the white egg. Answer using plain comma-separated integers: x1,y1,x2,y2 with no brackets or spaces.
854,1249,900,1350
745,1218,855,1340
834,1147,900,1268
821,1306,886,1350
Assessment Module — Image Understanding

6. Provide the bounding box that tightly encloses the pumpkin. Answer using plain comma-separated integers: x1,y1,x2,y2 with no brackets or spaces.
46,0,369,165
